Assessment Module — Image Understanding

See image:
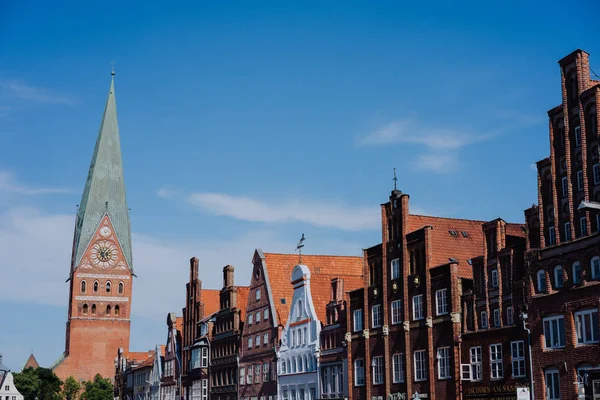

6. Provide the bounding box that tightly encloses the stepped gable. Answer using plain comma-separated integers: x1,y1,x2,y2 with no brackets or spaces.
263,253,364,326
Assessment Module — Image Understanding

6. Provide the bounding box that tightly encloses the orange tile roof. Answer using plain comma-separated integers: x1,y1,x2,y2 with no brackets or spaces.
202,289,221,316
236,286,250,320
124,351,153,363
263,253,364,327
505,222,526,238
408,215,484,278
133,353,155,370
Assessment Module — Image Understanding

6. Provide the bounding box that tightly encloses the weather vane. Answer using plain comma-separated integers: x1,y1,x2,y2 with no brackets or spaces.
295,233,306,264
393,167,398,190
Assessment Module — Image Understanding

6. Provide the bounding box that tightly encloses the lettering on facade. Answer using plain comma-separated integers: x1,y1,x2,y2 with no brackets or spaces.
388,393,406,400
371,396,384,400
465,384,518,399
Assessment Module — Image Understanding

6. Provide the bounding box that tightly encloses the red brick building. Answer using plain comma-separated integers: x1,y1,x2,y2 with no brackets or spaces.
460,219,531,400
238,251,364,400
347,189,526,400
53,72,134,382
210,265,250,400
524,49,600,400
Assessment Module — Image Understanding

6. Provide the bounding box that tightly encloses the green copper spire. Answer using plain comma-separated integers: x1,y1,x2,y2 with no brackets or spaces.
72,72,133,272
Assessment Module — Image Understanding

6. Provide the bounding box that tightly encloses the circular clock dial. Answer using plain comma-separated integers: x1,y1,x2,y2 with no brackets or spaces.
100,226,112,237
90,241,118,268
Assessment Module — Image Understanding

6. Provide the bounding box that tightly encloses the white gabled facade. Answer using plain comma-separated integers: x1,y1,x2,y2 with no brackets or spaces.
277,264,321,400
0,368,24,400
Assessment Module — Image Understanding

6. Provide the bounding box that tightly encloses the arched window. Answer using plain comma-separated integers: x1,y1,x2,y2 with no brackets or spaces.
537,270,546,293
591,257,600,279
83,304,88,314
93,281,99,293
106,281,112,293
554,266,563,289
106,305,111,316
287,359,291,374
118,282,124,294
115,305,120,316
573,261,582,284
81,280,87,293
91,304,97,315
303,355,308,372
292,330,297,347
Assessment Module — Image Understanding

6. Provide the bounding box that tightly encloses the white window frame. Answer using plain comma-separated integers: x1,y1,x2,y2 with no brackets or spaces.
263,363,269,381
391,258,400,280
248,313,253,325
201,379,208,400
565,222,572,241
435,288,448,316
191,348,201,369
562,176,568,197
573,261,581,284
491,269,498,288
537,270,546,293
240,367,246,385
263,333,269,345
490,343,503,380
469,346,482,382
391,299,402,325
392,353,404,383
577,170,584,191
511,341,526,378
554,265,563,288
353,309,363,332
549,225,556,245
543,315,566,349
255,335,260,347
248,337,253,349
256,311,261,324
247,365,253,384
575,308,599,344
545,368,560,400
414,350,427,382
507,306,514,325
437,347,451,380
412,294,424,321
371,304,382,328
480,311,488,329
591,256,600,279
372,356,383,385
264,309,269,321
201,346,208,368
575,125,582,147
581,216,588,236
255,363,260,383
354,359,365,386
493,308,501,327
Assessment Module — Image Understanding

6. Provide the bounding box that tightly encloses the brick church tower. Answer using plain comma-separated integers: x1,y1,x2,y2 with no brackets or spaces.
52,71,134,382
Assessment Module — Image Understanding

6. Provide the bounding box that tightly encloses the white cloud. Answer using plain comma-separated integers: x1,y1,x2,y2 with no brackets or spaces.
0,170,74,196
156,186,181,199
0,79,79,106
0,206,365,321
415,153,460,174
186,192,380,231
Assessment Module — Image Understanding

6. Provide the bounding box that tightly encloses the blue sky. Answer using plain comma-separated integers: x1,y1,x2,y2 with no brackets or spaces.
0,0,598,372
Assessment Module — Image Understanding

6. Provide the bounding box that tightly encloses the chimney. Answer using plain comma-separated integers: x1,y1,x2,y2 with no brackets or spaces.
331,278,344,301
190,257,199,282
223,265,235,288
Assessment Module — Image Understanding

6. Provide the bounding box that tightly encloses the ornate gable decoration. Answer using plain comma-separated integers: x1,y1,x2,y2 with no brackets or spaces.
78,215,128,271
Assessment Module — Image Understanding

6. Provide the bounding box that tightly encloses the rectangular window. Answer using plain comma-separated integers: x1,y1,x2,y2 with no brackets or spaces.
580,217,588,236
491,269,498,288
562,176,568,198
248,314,253,325
549,226,556,245
201,380,208,400
247,366,253,384
493,308,501,327
392,353,404,383
412,294,424,320
191,348,201,369
372,304,382,328
354,359,365,386
545,369,560,400
391,258,400,280
414,350,427,382
372,356,383,385
391,299,402,325
263,363,269,381
575,125,582,147
201,347,208,368
239,368,246,385
353,309,363,332
263,333,269,345
564,222,572,241
490,344,503,379
577,170,584,191
255,335,260,347
470,347,482,382
507,306,514,325
575,309,599,344
255,364,260,383
256,312,261,324
437,347,451,380
543,315,566,348
480,311,488,329
593,257,600,279
511,341,526,378
595,164,600,185
248,337,253,349
256,289,261,301
436,289,448,316
264,309,269,321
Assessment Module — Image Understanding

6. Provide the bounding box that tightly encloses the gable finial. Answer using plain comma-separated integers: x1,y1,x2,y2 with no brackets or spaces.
393,168,398,191
110,60,116,76
295,233,305,264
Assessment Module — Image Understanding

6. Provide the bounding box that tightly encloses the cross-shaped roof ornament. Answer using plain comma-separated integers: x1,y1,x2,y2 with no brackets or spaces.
295,233,305,264
393,167,398,190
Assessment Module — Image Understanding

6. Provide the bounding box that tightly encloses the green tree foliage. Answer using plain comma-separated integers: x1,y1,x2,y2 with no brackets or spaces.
62,377,80,400
80,374,113,400
12,367,63,400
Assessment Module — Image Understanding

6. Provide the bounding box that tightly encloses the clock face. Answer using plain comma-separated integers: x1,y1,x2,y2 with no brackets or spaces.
90,241,118,268
100,226,112,237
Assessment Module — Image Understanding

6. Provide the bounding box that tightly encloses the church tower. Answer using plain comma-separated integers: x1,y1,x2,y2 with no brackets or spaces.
53,71,134,382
